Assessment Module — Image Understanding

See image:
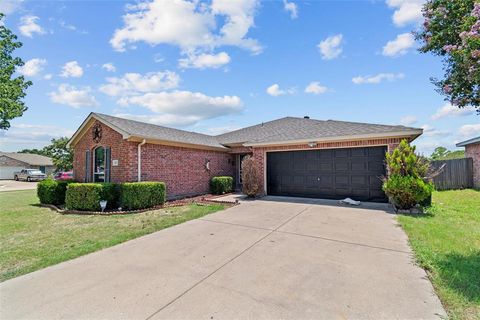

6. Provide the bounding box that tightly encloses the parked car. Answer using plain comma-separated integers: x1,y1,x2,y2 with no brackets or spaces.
14,169,47,182
54,171,74,181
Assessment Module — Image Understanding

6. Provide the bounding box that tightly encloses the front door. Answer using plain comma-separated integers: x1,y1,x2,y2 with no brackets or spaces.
236,154,248,189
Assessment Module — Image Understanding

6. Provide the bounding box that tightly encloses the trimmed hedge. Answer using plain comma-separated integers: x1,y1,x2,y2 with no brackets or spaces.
65,183,120,211
120,182,166,210
37,179,73,205
210,176,234,195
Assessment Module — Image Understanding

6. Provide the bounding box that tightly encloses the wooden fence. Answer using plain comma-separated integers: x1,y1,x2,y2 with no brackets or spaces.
431,158,474,190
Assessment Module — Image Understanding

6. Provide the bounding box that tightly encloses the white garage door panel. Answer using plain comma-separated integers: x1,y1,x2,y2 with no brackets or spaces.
0,167,25,180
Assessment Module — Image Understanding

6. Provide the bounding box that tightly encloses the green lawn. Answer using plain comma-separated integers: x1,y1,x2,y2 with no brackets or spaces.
0,189,225,282
398,189,480,320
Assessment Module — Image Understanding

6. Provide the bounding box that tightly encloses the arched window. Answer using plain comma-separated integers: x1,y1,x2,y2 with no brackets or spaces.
91,146,111,182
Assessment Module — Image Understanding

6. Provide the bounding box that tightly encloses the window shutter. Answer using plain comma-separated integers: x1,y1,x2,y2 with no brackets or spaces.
105,147,111,182
85,150,91,182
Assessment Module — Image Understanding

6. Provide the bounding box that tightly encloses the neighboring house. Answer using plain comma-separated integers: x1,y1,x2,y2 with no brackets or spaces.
456,136,480,188
68,113,423,201
0,152,55,180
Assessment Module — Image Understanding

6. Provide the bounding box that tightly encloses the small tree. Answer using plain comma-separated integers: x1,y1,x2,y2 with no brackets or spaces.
383,140,435,210
241,155,259,197
416,0,480,111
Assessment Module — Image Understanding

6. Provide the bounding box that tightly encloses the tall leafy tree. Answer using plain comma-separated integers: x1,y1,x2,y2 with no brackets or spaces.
0,13,32,129
43,137,73,171
416,0,480,111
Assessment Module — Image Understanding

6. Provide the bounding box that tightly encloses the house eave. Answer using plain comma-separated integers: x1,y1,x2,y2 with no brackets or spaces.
126,136,229,152
66,113,131,148
242,130,423,147
456,136,480,147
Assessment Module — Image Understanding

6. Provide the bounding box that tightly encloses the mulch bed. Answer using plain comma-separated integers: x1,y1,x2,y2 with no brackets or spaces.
40,194,239,216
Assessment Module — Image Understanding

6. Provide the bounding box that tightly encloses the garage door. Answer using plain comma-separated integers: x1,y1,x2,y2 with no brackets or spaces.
267,146,387,202
0,166,24,180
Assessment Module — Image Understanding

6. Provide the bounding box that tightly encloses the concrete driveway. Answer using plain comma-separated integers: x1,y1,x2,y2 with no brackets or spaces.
0,197,446,319
0,180,38,192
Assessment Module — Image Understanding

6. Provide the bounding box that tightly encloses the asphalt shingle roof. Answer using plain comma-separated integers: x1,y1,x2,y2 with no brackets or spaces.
0,152,53,166
91,114,421,149
94,113,227,149
216,117,421,145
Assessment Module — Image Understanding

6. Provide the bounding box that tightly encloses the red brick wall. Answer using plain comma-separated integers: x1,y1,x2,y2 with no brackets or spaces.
249,138,404,195
140,144,235,198
73,120,235,198
465,142,480,188
73,120,139,183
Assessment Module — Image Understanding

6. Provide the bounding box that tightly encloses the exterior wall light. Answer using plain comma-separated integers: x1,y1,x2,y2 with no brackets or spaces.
205,159,210,171
308,142,317,148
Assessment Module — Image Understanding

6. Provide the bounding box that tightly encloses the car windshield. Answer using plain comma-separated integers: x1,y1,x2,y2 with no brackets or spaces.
28,170,43,175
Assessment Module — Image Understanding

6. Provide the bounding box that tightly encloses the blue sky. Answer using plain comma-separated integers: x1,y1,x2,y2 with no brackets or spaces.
0,0,478,154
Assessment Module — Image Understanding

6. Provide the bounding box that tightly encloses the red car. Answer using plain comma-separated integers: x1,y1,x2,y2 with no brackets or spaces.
54,171,74,181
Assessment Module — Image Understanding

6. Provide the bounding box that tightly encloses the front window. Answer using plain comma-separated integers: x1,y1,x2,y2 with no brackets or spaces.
93,147,105,182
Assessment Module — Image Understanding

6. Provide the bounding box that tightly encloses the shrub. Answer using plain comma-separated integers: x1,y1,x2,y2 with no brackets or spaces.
120,182,166,210
210,176,234,195
37,178,72,205
383,175,434,210
65,183,104,211
241,155,259,197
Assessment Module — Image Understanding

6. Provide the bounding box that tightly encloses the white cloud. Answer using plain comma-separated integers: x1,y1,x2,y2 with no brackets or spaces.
178,52,231,69
49,84,99,108
458,124,480,138
317,34,343,60
101,63,116,72
17,58,46,77
99,71,180,97
266,84,295,96
421,124,451,137
60,61,83,78
382,33,415,57
283,0,298,19
18,15,45,37
43,74,52,80
0,123,74,151
0,0,24,15
110,0,261,57
113,113,204,127
386,0,424,27
304,81,327,95
400,115,417,126
352,72,405,84
116,90,243,126
431,103,476,120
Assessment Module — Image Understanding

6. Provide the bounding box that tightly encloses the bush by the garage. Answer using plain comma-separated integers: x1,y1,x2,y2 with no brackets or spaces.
120,182,166,210
37,178,73,205
210,176,234,195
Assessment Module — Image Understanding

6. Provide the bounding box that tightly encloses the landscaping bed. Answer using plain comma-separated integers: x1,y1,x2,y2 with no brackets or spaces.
0,189,226,282
398,189,480,320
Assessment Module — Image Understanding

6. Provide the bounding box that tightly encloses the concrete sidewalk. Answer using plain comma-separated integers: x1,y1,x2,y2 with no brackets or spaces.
0,198,446,319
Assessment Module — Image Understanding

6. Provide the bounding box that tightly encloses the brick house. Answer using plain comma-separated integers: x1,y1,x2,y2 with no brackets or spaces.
456,136,480,188
0,152,55,179
68,113,423,201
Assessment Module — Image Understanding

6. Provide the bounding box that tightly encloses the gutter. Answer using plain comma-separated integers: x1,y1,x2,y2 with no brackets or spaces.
137,139,146,182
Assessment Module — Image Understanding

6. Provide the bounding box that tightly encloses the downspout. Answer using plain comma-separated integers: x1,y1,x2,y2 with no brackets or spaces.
137,139,146,182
